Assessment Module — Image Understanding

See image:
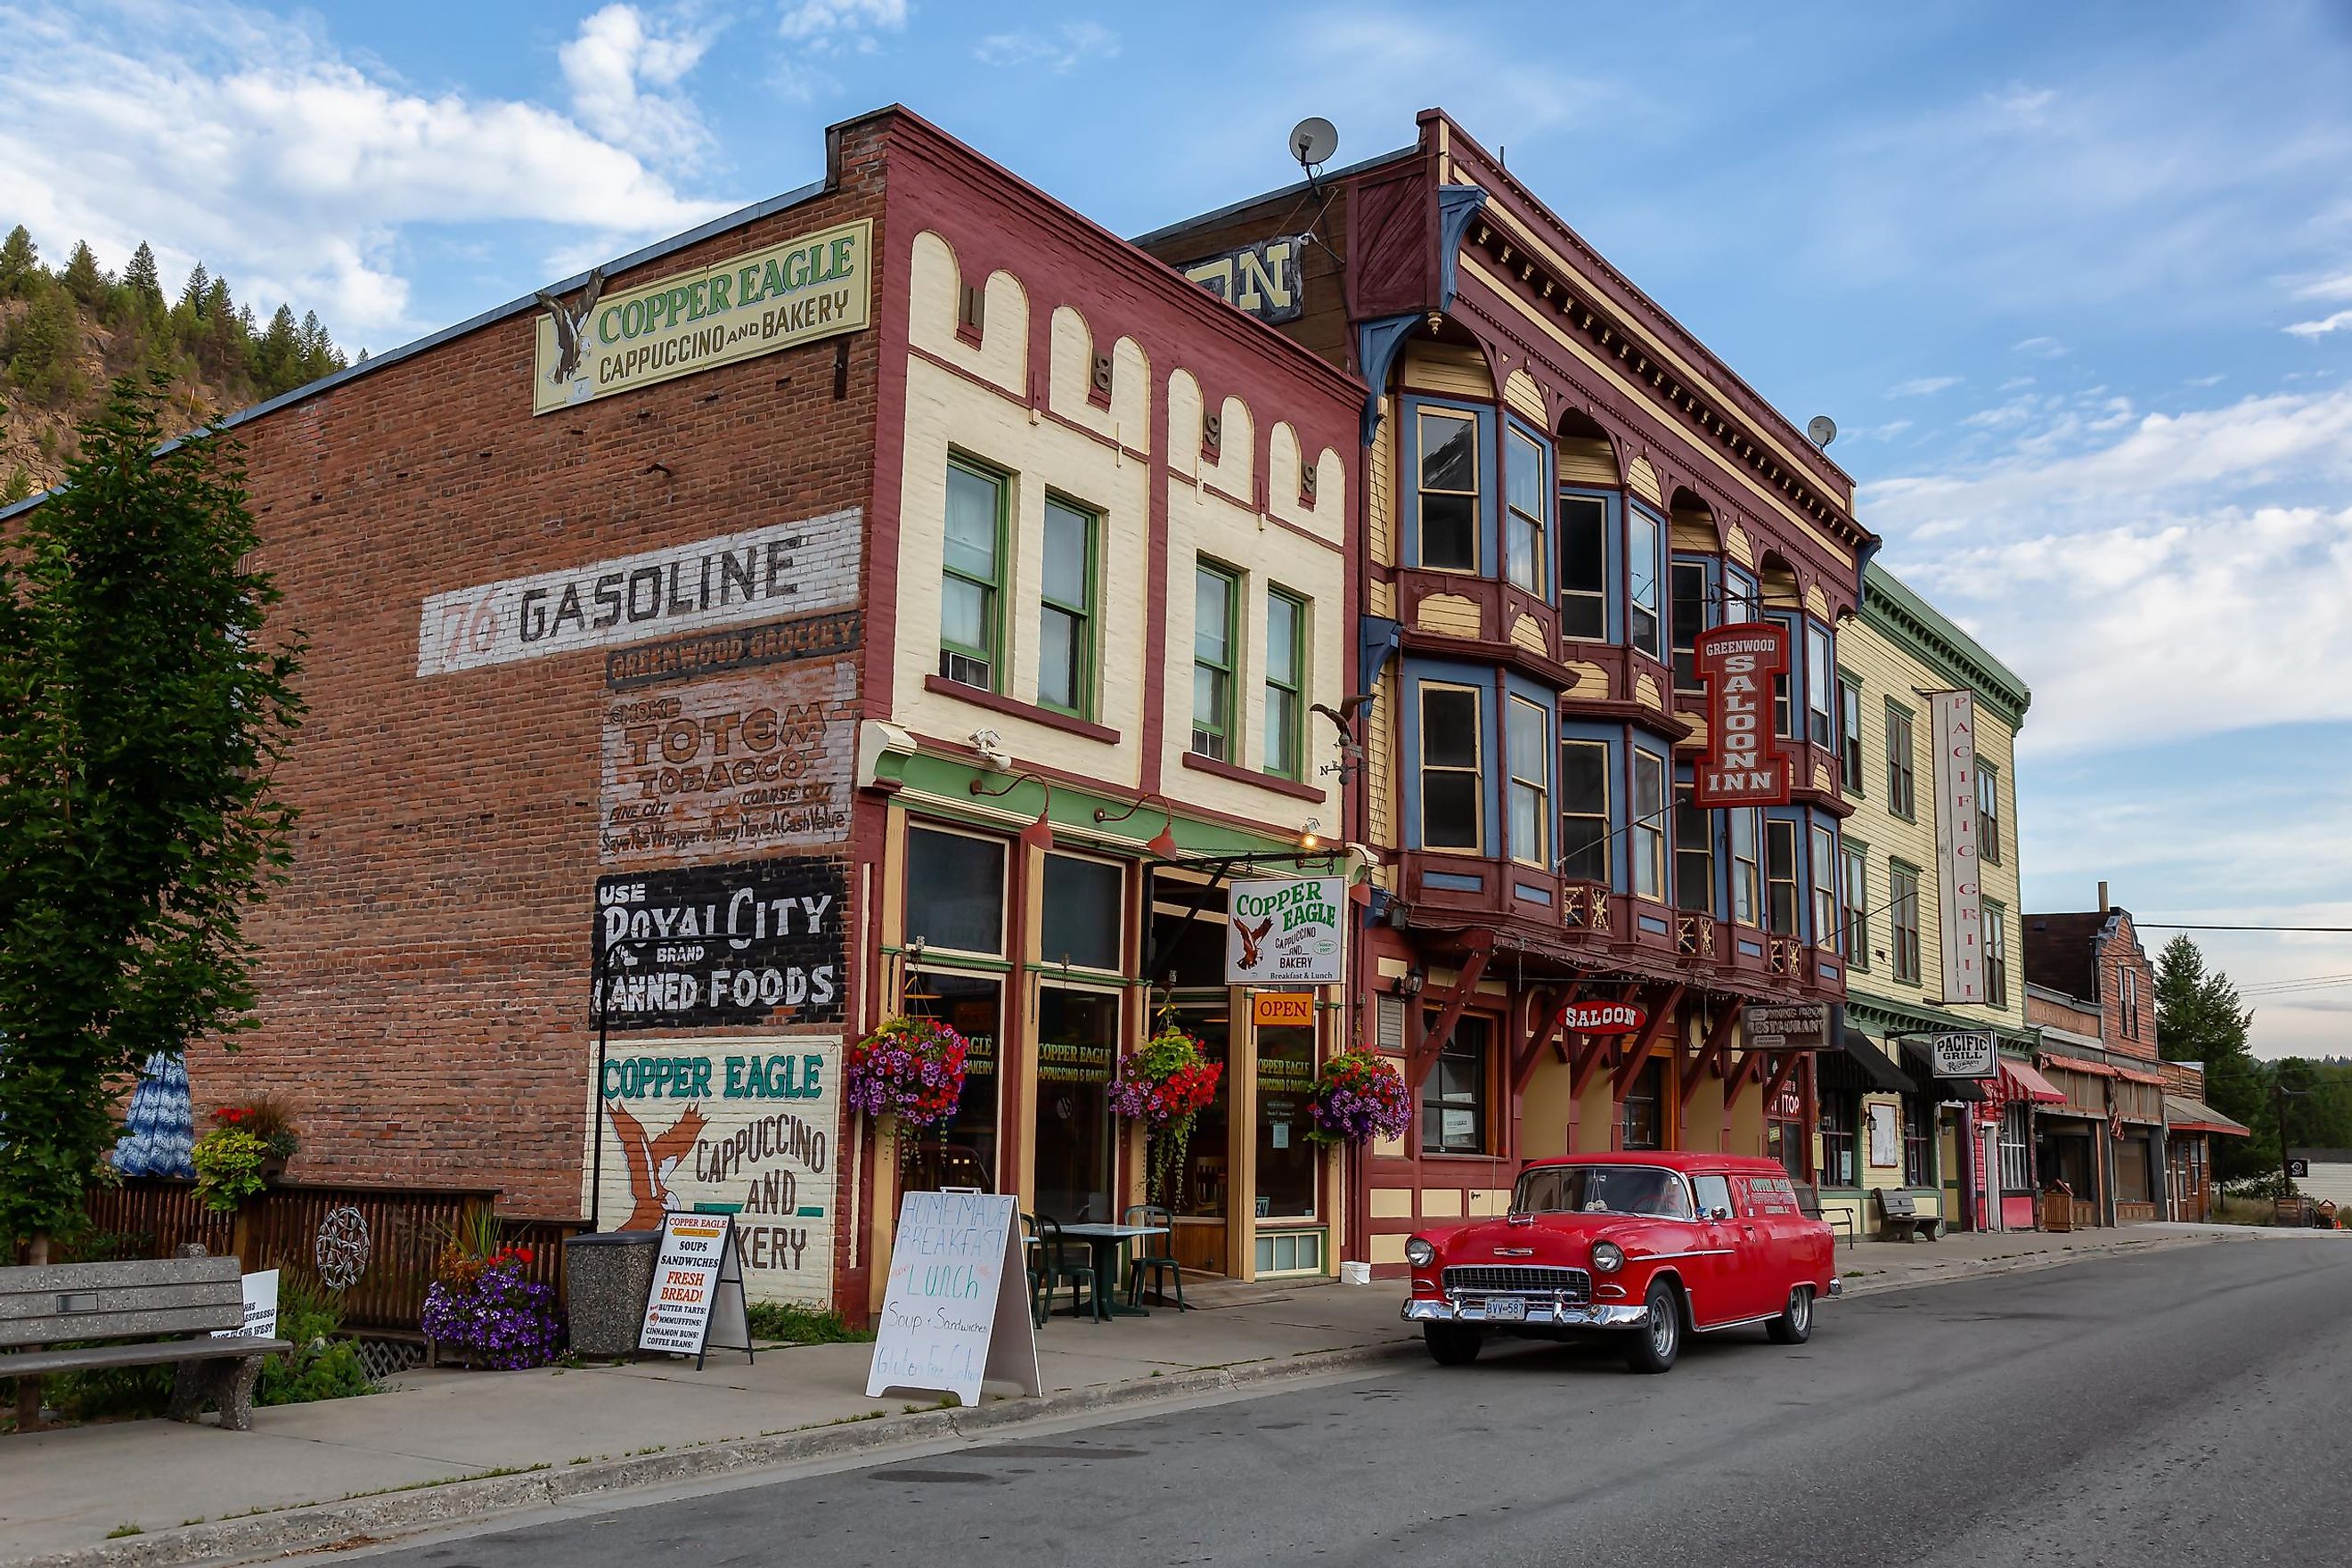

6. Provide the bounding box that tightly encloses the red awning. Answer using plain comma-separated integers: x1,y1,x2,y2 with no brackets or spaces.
2001,1058,2069,1105
2115,1065,2168,1087
2042,1052,2118,1079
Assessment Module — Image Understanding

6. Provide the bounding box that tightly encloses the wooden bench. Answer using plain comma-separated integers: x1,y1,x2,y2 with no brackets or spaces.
2,1252,291,1432
1873,1188,1942,1243
1793,1183,1857,1246
2274,1196,2316,1228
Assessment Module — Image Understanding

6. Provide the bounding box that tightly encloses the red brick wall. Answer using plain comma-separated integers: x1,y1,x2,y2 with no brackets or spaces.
188,119,895,1216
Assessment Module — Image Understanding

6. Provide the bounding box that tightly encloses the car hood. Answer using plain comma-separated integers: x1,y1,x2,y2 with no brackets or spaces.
1435,1212,1683,1267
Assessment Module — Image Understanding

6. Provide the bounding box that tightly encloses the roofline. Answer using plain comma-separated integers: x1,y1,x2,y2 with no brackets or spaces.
1860,559,2032,724
1128,143,1421,249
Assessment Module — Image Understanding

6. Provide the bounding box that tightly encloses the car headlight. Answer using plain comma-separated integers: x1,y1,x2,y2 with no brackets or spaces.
1590,1241,1625,1274
1404,1237,1435,1269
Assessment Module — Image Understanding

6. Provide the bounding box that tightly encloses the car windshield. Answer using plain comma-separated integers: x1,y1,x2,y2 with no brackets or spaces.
1513,1164,1694,1219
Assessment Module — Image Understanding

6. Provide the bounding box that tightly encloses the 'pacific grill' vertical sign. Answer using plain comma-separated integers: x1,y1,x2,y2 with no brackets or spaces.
594,856,847,1029
1931,690,1984,1004
1692,623,1793,806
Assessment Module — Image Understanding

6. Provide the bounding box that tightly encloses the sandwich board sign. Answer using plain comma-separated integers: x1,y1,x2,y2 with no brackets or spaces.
640,1211,755,1368
865,1189,1041,1409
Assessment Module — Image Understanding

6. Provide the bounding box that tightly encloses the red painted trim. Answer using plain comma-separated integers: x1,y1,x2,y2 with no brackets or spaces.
905,344,1148,461
1679,999,1744,1107
1407,940,1492,1087
1610,984,1686,1098
1180,750,1327,802
923,674,1121,745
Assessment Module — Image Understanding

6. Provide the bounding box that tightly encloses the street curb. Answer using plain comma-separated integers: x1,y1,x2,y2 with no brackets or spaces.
9,1335,1424,1568
12,1230,2270,1568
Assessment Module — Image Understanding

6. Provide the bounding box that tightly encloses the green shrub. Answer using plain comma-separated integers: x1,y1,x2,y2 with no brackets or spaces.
257,1271,374,1407
742,1303,873,1343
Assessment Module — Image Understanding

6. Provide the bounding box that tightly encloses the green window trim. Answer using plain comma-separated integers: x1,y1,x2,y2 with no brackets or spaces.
1884,698,1917,822
1263,586,1307,780
1977,759,2004,867
1036,494,1098,720
1888,859,1923,985
940,456,1009,691
1191,560,1241,762
1837,670,1866,796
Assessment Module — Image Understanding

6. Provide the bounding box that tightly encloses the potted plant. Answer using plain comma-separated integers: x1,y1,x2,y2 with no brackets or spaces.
208,1095,301,1180
421,1211,564,1369
191,1126,270,1214
1109,1023,1223,1207
1305,1048,1412,1147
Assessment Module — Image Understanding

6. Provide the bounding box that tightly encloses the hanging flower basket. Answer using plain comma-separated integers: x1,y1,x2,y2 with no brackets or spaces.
1305,1049,1412,1147
846,1016,970,1130
1110,1025,1223,1206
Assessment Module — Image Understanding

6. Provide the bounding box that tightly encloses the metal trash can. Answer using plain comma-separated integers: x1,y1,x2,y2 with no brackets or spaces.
563,1229,661,1357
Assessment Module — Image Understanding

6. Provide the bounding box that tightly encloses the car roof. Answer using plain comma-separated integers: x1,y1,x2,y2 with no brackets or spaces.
1523,1152,1788,1176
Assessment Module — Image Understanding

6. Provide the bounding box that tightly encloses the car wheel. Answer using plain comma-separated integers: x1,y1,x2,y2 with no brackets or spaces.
1767,1286,1814,1345
1624,1280,1682,1374
1424,1323,1483,1367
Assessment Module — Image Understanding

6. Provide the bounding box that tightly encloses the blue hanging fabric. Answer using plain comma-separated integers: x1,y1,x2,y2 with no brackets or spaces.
112,1051,196,1179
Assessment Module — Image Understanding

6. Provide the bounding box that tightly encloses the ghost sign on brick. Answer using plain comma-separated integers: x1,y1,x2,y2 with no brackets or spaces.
593,856,846,1029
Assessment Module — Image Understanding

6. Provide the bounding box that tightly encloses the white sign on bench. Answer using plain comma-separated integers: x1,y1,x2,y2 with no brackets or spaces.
864,1190,1039,1409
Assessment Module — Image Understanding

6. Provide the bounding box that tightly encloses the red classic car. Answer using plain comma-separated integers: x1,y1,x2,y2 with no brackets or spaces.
1401,1152,1840,1373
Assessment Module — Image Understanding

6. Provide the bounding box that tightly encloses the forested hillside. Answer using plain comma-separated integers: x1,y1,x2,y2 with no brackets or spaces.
0,225,349,502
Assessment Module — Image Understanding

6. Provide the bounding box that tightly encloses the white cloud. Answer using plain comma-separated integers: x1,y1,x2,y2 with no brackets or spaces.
975,20,1119,72
1888,374,1961,397
2286,307,2352,339
2291,270,2352,302
1864,386,2352,755
2013,335,2070,358
559,4,718,161
0,1,731,341
778,0,905,46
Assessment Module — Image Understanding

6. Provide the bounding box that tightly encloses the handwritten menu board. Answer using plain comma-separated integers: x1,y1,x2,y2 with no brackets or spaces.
864,1190,1040,1408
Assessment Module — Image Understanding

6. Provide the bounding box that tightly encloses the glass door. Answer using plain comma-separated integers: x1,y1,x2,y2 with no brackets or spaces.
1033,985,1119,1223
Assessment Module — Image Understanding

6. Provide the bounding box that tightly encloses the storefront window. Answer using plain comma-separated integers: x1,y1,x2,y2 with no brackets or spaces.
1255,1024,1318,1219
1420,1014,1490,1155
1903,1095,1933,1188
1041,853,1123,972
902,972,1002,1193
1820,1092,1858,1187
1033,987,1119,1222
2000,1104,2033,1193
1175,1009,1229,1219
1621,1057,1665,1150
1148,876,1227,991
1767,1083,1806,1180
905,826,1006,956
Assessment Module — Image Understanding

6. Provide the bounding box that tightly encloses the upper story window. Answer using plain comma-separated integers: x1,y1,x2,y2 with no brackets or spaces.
939,458,1007,690
1730,808,1761,926
1628,505,1663,662
1558,738,1610,883
1986,902,2009,1006
1805,624,1834,747
1558,494,1611,641
1505,696,1550,868
1724,568,1760,626
1839,674,1865,793
1191,562,1239,761
1675,784,1713,912
1771,615,1796,739
1810,823,1838,951
1765,817,1800,935
2121,964,2140,1040
1671,560,1709,692
1630,748,1668,901
1978,761,2003,865
1417,408,1480,571
1036,496,1097,717
1419,682,1484,852
1886,699,1917,820
1504,427,1548,597
1841,840,1869,970
1264,588,1306,780
1890,862,1922,983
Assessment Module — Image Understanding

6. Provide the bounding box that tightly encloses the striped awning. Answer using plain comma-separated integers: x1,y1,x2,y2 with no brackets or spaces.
1998,1057,2068,1106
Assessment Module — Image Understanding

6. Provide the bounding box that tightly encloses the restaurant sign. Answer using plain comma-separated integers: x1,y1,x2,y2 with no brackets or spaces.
1226,877,1345,985
1747,1002,1829,1050
533,218,872,413
1559,1000,1647,1036
1692,623,1792,805
1929,1029,1997,1080
1932,690,1985,1004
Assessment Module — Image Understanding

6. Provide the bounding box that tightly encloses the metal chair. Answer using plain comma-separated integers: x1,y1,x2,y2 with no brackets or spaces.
1122,1203,1188,1311
1026,1213,1102,1324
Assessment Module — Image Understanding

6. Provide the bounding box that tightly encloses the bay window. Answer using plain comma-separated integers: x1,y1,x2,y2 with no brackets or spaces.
1419,683,1484,852
1631,748,1668,901
1417,408,1480,571
1674,784,1713,911
1629,506,1663,660
1558,494,1610,640
1671,560,1708,691
1766,817,1800,935
1504,427,1547,596
1730,808,1762,926
1558,738,1610,883
1724,568,1760,626
1806,624,1834,747
1506,696,1549,868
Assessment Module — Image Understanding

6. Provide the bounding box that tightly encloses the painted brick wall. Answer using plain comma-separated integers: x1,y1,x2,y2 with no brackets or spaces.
184,119,895,1219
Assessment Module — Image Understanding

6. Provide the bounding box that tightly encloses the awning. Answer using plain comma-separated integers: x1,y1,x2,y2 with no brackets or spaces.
2165,1094,2252,1138
2042,1052,2117,1079
1818,1029,1920,1094
1898,1040,1989,1102
2000,1057,2069,1105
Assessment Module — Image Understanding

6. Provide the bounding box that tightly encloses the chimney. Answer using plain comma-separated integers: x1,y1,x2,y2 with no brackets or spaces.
2097,880,2110,911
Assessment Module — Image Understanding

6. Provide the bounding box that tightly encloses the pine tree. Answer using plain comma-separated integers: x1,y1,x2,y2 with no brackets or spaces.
254,303,300,396
124,242,163,306
1,465,32,505
61,241,106,307
7,280,83,406
2156,935,2269,1183
0,225,37,296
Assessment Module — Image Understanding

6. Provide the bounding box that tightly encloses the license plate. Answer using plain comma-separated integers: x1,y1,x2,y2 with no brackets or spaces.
1485,1295,1526,1321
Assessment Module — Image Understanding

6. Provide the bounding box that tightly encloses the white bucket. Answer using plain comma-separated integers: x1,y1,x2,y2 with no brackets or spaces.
1339,1261,1373,1286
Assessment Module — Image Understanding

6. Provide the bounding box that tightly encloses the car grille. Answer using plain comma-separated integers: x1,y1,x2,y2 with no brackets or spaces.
1442,1265,1592,1303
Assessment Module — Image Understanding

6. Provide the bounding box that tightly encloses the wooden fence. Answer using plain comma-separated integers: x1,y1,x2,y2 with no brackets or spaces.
84,1180,588,1334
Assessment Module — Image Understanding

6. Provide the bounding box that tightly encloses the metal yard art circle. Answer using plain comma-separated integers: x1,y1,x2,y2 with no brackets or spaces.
314,1205,372,1291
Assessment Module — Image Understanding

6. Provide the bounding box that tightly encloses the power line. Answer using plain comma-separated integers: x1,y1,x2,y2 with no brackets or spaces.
2138,923,2352,933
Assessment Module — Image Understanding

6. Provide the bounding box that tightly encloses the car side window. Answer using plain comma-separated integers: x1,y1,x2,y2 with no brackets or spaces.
1692,1174,1734,1221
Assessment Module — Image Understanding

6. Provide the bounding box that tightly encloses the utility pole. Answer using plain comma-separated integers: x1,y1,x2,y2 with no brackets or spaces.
2277,1081,2294,1196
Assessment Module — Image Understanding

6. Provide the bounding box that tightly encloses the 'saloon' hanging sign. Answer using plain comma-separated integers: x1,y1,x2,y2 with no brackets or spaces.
1692,623,1793,806
1559,1000,1647,1036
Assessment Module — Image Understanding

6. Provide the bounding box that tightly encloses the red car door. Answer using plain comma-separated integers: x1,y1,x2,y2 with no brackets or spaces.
1685,1172,1759,1326
1730,1174,1801,1319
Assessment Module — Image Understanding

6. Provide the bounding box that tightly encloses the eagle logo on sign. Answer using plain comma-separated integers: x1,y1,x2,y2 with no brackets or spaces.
535,267,608,385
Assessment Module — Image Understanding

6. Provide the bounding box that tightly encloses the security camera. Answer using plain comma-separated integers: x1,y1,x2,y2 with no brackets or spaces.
970,729,1011,770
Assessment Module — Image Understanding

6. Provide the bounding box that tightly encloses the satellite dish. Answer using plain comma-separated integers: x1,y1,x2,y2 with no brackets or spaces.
1290,117,1339,170
1806,414,1837,449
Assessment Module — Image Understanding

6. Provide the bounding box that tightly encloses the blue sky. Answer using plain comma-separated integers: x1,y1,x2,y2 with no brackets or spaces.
4,0,2348,1052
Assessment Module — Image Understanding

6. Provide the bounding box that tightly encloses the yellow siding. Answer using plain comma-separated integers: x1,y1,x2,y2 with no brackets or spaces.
1368,666,1396,849
1805,584,1831,619
1510,612,1548,654
1401,340,1494,400
1502,367,1548,427
1557,448,1619,486
1836,616,2028,1033
1563,658,1607,695
1627,457,1663,507
1420,1189,1463,1218
1370,1232,1409,1264
1417,592,1482,637
1368,398,1396,568
1670,515,1718,552
1370,1188,1416,1219
1726,523,1754,568
1635,672,1664,710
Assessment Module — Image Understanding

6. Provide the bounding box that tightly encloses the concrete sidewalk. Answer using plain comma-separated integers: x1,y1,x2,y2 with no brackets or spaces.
4,1223,2326,1568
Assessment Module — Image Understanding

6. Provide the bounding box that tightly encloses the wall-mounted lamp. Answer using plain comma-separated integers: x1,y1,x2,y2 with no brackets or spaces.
1299,817,1322,853
1390,967,1426,999
971,771,1056,853
1096,792,1179,859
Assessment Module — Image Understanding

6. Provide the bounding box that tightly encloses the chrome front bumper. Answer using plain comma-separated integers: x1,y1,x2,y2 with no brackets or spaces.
1403,1297,1652,1329
1827,1276,1843,1297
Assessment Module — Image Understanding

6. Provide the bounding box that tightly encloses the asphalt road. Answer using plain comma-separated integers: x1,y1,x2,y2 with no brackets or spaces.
347,1239,2352,1568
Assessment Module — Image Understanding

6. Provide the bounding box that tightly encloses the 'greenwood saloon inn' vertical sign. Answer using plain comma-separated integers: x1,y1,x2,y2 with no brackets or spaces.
1693,623,1793,806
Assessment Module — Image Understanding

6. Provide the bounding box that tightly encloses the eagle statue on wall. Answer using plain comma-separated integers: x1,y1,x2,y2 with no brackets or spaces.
535,267,608,385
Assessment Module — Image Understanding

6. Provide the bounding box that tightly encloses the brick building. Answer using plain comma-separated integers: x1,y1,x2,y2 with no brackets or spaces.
23,108,1361,1315
2023,889,2170,1224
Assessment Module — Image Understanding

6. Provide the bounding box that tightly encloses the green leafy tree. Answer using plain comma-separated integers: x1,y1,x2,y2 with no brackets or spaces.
0,377,306,1254
2156,934,2271,1182
0,225,37,296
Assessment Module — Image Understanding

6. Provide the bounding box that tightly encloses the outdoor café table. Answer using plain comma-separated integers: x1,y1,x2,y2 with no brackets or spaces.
1051,1222,1169,1319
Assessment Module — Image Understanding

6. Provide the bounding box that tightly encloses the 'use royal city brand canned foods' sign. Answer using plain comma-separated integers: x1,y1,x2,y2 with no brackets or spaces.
532,219,872,413
1226,877,1345,986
